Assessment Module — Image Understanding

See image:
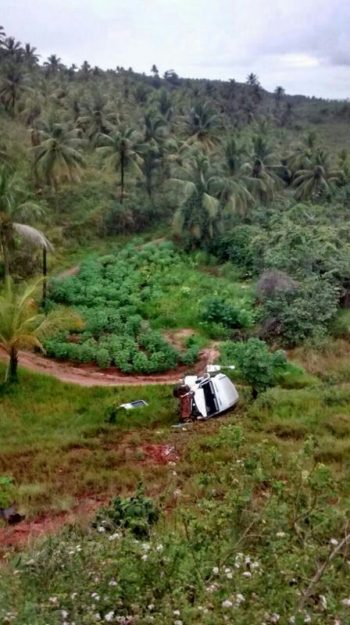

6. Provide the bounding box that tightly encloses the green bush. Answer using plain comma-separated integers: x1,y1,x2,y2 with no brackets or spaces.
222,338,287,397
262,276,339,344
93,485,159,538
201,296,254,329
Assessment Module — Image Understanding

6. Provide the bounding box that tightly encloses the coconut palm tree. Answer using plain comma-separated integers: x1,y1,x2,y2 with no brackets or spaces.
0,166,52,281
44,54,61,76
157,88,173,122
211,136,255,218
0,68,28,116
2,37,22,61
171,152,220,246
98,125,143,202
292,150,342,201
23,43,39,67
143,109,168,143
0,279,82,383
184,101,220,152
33,116,85,189
77,94,115,145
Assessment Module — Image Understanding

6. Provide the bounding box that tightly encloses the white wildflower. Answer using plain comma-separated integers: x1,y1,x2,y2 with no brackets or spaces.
105,611,115,622
276,531,286,538
235,593,245,605
141,554,148,561
49,597,59,606
91,593,100,601
342,598,350,607
109,532,121,541
173,610,181,616
61,610,69,619
71,592,78,599
156,544,164,552
222,599,233,609
303,614,311,623
212,566,219,575
97,526,106,534
142,543,150,551
270,614,280,623
147,605,155,611
288,617,295,625
109,579,117,587
226,572,233,579
174,621,183,625
242,571,252,578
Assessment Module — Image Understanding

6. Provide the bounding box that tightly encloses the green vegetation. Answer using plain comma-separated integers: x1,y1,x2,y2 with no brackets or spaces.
2,20,350,625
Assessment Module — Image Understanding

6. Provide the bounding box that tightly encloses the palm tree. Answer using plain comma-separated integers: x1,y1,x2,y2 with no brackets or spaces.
211,137,255,218
0,279,82,383
171,152,220,246
77,94,115,145
292,150,342,201
80,60,92,80
98,126,143,202
157,88,173,121
274,86,285,109
0,166,52,281
287,131,318,176
44,54,61,76
184,101,220,151
33,116,85,189
143,109,168,143
0,68,28,116
2,37,22,61
23,43,39,66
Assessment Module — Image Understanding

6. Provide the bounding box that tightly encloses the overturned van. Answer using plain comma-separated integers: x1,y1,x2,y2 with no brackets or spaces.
173,366,239,423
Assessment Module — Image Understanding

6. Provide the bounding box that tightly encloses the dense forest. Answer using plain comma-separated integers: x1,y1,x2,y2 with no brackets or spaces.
2,22,350,361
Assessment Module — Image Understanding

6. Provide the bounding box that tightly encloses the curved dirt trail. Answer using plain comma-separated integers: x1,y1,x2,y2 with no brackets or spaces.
0,346,220,387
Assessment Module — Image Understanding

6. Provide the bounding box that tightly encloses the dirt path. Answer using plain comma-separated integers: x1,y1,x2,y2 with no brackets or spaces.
0,345,220,387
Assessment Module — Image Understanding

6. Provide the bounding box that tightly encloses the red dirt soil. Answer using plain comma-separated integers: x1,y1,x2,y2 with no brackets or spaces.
141,443,179,464
0,496,108,554
0,344,220,387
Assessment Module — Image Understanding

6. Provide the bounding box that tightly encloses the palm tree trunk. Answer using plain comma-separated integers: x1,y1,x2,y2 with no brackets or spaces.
6,347,18,383
42,247,47,309
0,233,10,281
120,150,125,203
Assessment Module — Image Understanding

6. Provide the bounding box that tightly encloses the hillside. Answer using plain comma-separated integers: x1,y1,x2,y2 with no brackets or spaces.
2,22,350,625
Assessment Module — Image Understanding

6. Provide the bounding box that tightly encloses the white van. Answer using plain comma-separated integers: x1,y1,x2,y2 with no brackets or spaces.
174,366,239,421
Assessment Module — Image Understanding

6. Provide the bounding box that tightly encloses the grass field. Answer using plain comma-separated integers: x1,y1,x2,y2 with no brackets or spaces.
2,350,350,623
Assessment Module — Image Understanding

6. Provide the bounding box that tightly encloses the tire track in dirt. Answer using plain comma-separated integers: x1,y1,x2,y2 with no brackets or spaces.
0,345,220,387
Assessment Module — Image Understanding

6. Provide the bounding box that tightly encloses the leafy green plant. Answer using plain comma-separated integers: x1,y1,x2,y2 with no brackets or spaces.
0,476,16,508
222,337,287,397
94,485,160,537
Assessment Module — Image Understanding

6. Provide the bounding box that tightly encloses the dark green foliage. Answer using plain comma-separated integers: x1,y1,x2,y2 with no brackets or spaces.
222,337,287,396
201,296,254,329
45,242,202,373
262,276,339,344
94,485,159,537
213,226,262,275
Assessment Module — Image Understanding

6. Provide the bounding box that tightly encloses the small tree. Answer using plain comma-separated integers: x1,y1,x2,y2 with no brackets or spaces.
0,279,82,384
228,338,287,398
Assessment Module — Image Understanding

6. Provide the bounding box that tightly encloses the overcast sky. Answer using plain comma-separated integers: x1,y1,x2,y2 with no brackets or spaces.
2,0,350,99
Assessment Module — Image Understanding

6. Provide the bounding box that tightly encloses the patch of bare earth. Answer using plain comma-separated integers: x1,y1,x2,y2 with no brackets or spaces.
0,342,220,387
